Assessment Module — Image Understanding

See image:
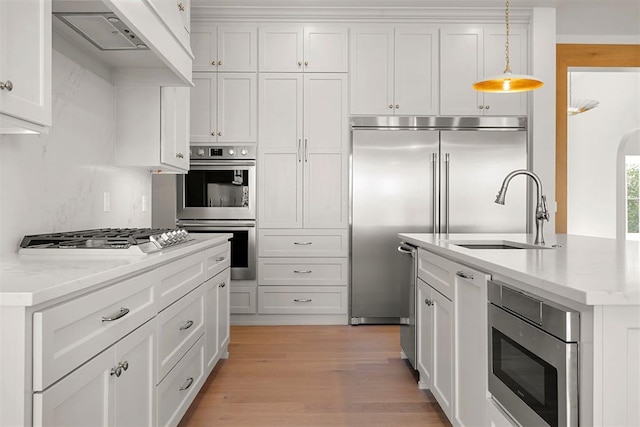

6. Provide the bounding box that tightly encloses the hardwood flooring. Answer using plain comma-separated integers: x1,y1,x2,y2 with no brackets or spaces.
179,325,450,427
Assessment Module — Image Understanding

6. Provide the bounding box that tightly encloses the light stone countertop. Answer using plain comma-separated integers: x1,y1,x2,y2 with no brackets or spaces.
398,233,640,306
0,234,232,307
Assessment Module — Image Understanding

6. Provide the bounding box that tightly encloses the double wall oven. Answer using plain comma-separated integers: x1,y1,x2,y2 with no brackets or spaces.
177,145,256,280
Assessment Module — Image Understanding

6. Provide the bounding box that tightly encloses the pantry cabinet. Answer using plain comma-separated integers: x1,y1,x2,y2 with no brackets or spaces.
190,72,257,143
258,73,348,229
191,24,258,72
440,24,528,116
0,0,51,133
350,26,438,115
259,25,348,72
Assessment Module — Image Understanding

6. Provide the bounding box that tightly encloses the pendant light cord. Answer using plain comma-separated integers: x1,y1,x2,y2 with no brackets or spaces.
504,0,511,73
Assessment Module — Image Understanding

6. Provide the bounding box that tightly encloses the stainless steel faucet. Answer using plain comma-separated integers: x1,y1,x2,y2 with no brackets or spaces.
495,169,550,245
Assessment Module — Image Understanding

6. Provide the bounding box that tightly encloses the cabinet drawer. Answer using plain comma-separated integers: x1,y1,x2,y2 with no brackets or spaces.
417,249,454,300
204,242,231,281
33,270,157,391
157,252,205,311
258,257,348,286
157,286,205,383
259,229,348,257
158,336,206,427
230,285,256,314
258,286,348,314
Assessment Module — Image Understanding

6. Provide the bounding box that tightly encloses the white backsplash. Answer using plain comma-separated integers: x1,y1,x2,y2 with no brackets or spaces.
0,49,151,255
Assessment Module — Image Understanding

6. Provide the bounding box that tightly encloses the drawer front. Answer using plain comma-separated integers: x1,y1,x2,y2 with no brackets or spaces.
157,252,206,311
259,229,348,257
33,270,157,391
204,242,231,281
157,286,205,382
258,257,348,286
417,249,454,300
258,286,348,315
158,336,206,427
230,285,256,314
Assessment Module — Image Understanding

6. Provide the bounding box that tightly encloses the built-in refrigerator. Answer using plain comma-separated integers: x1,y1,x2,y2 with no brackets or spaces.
350,116,528,367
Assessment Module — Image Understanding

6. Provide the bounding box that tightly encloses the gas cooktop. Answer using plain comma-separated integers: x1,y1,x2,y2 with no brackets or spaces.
19,228,194,255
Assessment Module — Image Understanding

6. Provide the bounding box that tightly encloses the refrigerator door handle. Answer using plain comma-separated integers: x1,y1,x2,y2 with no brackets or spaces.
432,152,438,234
444,153,450,234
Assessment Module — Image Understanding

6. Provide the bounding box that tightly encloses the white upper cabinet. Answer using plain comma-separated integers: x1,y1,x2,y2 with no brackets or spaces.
350,26,438,115
148,0,190,52
191,24,258,72
259,25,348,72
190,73,257,143
440,24,528,116
0,0,51,133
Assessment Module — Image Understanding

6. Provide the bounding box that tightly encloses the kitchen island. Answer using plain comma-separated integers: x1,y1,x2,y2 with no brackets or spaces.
0,234,232,427
399,232,640,427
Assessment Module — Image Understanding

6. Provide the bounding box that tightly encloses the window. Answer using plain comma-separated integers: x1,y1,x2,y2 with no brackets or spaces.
627,155,640,240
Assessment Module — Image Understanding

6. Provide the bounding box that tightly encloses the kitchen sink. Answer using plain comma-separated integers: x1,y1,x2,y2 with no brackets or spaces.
444,240,554,250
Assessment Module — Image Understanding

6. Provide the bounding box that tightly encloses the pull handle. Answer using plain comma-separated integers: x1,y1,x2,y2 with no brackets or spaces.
179,377,194,391
219,282,226,288
293,270,312,274
456,271,474,280
297,139,302,162
304,139,309,162
102,307,130,322
0,80,13,91
425,299,433,306
294,298,312,303
179,320,194,331
444,153,450,234
294,241,312,245
215,256,226,262
431,153,438,234
397,244,415,256
176,153,184,159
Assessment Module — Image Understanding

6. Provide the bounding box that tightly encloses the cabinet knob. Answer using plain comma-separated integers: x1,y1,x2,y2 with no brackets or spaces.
0,80,13,92
389,104,394,109
110,366,123,377
177,2,185,11
425,299,433,306
485,105,490,110
211,131,215,136
219,282,226,288
304,61,309,66
121,361,129,371
218,60,222,66
395,104,399,109
218,131,222,136
176,153,184,159
298,61,302,66
211,60,216,66
479,105,484,109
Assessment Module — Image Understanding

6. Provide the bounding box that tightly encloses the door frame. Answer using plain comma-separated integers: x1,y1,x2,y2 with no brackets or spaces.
555,44,640,233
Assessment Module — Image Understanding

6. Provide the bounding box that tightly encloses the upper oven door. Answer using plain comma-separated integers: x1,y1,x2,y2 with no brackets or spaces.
177,160,256,220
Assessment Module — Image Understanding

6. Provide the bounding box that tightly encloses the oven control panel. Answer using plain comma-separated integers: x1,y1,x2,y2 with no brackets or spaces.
190,145,256,160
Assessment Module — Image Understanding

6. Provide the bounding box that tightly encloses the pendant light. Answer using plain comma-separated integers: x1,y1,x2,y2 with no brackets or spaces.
472,0,543,93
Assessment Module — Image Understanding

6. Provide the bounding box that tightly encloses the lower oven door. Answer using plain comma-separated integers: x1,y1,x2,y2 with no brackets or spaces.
178,220,256,281
488,303,578,427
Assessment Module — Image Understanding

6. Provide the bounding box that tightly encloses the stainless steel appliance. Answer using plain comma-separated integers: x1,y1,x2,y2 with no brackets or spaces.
177,145,257,280
351,116,528,328
488,280,579,427
19,228,195,255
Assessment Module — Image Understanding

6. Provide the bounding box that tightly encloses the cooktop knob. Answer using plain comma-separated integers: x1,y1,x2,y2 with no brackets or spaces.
197,148,205,156
240,149,248,156
228,149,236,156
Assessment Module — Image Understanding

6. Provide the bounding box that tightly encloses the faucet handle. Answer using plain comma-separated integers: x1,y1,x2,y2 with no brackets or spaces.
541,195,550,221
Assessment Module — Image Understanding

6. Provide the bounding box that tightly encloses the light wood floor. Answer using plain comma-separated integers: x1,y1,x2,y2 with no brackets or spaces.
178,325,450,427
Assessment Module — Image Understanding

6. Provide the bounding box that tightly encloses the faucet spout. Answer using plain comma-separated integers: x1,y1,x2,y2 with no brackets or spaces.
495,169,549,245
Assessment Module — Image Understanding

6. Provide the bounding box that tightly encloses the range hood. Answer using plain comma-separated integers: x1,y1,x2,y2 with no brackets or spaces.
52,0,192,86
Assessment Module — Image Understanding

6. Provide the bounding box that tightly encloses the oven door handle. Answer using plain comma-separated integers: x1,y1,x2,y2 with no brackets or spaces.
179,221,256,228
190,161,256,167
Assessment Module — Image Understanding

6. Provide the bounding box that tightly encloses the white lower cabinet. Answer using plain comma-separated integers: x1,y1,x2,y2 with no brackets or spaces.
33,320,157,427
204,268,231,373
258,286,348,315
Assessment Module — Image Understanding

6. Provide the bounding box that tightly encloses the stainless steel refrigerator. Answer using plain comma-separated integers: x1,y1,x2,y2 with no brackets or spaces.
350,116,528,365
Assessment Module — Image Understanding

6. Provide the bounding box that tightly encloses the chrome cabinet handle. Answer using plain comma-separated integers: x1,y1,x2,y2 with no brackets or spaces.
218,131,222,136
0,80,13,91
294,298,312,302
304,138,308,162
485,105,490,110
218,60,222,66
211,60,216,66
444,153,450,234
456,271,474,280
479,105,484,109
293,270,312,274
397,245,415,256
219,282,226,288
121,361,128,371
425,299,433,306
179,377,194,391
395,104,399,109
215,256,226,262
431,153,438,234
211,131,215,135
110,366,122,377
304,61,309,66
298,61,302,66
102,307,130,322
176,153,184,159
297,139,302,162
388,104,393,109
294,241,312,245
178,2,185,11
179,320,194,331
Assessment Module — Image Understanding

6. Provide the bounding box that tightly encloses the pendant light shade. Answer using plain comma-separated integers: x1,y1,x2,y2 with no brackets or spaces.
473,0,543,93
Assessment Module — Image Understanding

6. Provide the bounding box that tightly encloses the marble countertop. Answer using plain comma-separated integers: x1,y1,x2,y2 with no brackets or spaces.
0,234,232,307
398,233,640,306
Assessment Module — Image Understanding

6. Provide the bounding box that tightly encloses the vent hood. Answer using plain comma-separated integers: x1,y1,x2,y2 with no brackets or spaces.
52,0,192,86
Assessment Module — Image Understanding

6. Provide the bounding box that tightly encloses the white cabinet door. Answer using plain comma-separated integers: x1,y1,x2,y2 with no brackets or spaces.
303,74,348,228
453,267,491,427
431,286,453,421
350,27,394,115
204,276,220,372
0,0,51,130
217,270,231,355
161,87,190,170
440,26,483,116
303,26,349,73
259,25,304,72
259,151,303,228
217,73,257,143
417,278,433,390
395,26,439,115
217,25,258,72
190,74,217,142
258,73,303,151
191,25,217,71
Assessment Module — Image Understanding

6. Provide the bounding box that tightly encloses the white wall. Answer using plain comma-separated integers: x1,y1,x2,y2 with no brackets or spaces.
0,49,151,255
567,71,640,239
